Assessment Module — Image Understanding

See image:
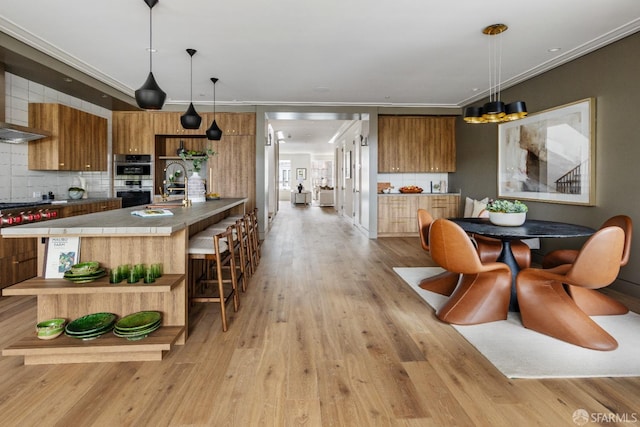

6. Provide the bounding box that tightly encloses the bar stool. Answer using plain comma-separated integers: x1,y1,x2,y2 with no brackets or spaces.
248,208,261,267
188,225,240,332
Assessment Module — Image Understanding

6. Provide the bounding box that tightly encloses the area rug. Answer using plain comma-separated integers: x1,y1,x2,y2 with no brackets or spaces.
394,267,640,379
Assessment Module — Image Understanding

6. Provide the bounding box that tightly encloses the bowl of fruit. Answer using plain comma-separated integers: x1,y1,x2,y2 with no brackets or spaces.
205,192,221,201
399,186,423,194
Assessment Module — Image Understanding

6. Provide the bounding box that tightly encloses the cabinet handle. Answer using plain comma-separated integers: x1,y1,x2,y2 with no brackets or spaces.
13,256,38,264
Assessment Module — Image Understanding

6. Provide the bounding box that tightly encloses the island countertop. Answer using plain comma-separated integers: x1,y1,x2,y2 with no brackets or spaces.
0,198,247,238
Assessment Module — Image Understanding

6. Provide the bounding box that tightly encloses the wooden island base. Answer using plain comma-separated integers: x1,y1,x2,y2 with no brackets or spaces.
1,198,247,364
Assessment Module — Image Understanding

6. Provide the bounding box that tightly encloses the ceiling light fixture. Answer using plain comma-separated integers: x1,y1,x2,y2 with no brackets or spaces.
135,0,166,110
180,48,202,129
206,77,223,140
463,24,527,124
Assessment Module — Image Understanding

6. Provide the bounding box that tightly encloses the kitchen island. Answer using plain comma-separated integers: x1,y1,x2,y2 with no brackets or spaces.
1,198,246,365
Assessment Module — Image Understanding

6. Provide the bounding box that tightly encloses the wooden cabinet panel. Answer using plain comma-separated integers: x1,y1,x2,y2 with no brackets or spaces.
28,104,107,171
154,112,208,136
0,236,37,289
379,194,460,236
378,115,456,173
112,111,154,155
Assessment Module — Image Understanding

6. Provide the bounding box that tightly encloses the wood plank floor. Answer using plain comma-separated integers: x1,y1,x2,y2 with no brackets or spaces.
1,203,639,426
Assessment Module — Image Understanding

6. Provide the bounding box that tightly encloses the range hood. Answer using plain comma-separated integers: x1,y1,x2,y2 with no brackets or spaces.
0,121,51,144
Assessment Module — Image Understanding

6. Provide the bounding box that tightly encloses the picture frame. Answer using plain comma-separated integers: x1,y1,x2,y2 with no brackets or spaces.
296,168,306,180
44,237,81,278
498,98,595,205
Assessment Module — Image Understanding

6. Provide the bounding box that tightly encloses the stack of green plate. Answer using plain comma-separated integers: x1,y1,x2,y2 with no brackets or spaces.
63,261,106,283
65,312,118,340
113,311,162,341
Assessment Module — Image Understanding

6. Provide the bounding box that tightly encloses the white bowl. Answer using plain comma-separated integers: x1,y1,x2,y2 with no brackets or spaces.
488,212,526,226
68,189,84,200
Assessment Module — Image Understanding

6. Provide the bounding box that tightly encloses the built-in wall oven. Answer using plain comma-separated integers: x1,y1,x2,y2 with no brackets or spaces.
114,154,153,208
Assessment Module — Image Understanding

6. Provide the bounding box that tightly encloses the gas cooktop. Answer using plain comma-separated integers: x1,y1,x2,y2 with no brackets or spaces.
0,201,52,211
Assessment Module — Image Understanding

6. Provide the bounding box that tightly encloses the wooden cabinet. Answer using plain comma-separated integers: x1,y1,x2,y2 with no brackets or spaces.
58,199,122,218
28,104,108,171
0,236,37,289
112,111,154,154
378,115,456,173
152,112,256,137
378,195,419,236
378,194,460,237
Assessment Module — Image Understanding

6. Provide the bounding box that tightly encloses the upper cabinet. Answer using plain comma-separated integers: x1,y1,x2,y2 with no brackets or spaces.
378,115,456,173
112,111,155,155
152,112,256,137
28,103,107,171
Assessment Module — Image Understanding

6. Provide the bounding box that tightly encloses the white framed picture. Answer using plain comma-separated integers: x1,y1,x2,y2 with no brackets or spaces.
44,237,81,278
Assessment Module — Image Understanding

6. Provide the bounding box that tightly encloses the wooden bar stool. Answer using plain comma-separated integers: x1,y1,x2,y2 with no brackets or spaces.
187,225,240,332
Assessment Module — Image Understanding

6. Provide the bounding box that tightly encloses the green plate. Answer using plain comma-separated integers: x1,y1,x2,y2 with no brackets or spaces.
68,261,100,275
65,312,117,335
64,267,106,278
114,311,162,331
114,320,161,336
113,321,161,340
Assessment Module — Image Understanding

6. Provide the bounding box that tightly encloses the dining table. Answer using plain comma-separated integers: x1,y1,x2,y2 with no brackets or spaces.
450,218,596,312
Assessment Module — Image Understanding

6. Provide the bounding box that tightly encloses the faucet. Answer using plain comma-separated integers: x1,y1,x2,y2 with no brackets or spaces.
163,161,191,206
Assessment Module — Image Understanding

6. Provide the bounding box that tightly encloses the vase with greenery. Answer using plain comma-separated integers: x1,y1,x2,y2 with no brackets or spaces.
486,199,528,226
180,148,216,203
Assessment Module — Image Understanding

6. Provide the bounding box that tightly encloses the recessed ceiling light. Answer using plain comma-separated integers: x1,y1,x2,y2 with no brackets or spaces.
146,48,157,53
63,77,73,83
548,47,561,52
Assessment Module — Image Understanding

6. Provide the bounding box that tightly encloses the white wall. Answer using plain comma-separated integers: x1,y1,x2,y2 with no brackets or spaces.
2,72,112,202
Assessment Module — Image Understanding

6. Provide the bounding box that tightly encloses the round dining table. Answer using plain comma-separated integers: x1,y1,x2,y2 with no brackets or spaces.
450,218,596,312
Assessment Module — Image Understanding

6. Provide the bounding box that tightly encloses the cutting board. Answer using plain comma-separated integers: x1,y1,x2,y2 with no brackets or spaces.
377,182,391,193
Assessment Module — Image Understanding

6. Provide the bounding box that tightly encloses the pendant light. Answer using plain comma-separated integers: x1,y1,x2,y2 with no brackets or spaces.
206,77,223,140
180,48,202,129
463,24,527,124
135,0,166,110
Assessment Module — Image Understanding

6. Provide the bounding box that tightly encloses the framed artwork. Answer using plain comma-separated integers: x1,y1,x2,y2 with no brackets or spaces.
498,98,595,205
296,168,306,180
44,237,81,278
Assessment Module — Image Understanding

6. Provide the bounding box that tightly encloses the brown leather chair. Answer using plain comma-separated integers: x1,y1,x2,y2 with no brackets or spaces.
473,235,532,269
416,209,460,295
516,226,625,350
429,219,512,325
541,215,632,315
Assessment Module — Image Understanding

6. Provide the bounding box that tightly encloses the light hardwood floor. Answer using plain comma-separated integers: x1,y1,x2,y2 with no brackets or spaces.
0,203,639,426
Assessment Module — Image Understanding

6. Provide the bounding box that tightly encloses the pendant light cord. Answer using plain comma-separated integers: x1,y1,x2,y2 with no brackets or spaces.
148,6,153,72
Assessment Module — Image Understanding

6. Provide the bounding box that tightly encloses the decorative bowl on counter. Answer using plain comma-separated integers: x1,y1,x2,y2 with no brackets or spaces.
36,318,66,340
68,187,85,199
399,186,423,194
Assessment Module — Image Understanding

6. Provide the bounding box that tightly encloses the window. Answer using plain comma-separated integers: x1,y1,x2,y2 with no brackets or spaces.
279,160,291,189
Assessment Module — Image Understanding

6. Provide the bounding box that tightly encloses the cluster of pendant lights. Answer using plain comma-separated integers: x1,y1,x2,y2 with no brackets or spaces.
134,0,222,140
463,24,528,124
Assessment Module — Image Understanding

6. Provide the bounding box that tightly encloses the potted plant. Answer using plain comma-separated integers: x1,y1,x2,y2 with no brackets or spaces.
485,199,528,226
179,148,217,173
179,148,217,204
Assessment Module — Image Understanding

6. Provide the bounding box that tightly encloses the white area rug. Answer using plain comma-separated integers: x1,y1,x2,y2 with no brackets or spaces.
394,267,640,379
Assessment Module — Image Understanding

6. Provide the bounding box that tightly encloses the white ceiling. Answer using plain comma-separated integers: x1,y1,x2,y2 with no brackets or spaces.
2,0,640,154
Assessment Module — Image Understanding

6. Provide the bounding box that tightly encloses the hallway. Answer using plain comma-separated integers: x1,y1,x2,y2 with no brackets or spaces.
0,203,638,426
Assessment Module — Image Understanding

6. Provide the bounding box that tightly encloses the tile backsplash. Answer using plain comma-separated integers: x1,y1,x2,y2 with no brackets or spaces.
1,72,112,202
377,172,452,193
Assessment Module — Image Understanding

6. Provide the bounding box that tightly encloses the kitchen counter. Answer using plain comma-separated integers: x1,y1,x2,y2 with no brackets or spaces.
1,197,247,365
1,198,246,238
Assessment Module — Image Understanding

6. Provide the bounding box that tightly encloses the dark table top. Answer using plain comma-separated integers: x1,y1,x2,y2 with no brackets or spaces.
450,218,596,240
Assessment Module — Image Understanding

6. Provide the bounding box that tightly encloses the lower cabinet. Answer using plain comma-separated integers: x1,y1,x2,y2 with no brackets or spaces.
378,194,460,237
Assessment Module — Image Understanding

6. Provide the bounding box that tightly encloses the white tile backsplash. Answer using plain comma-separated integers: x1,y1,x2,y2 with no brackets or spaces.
2,72,112,203
377,172,452,193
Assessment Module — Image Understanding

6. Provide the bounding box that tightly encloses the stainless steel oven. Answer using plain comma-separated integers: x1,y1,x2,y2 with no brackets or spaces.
114,154,152,177
116,188,152,208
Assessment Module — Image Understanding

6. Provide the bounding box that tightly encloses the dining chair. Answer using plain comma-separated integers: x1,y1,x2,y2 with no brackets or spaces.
541,215,632,315
516,226,625,350
416,209,459,295
429,218,512,325
473,235,532,269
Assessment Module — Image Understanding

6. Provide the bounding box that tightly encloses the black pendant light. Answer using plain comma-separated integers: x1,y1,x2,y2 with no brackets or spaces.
180,48,202,129
135,0,166,110
206,77,223,140
463,24,527,124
